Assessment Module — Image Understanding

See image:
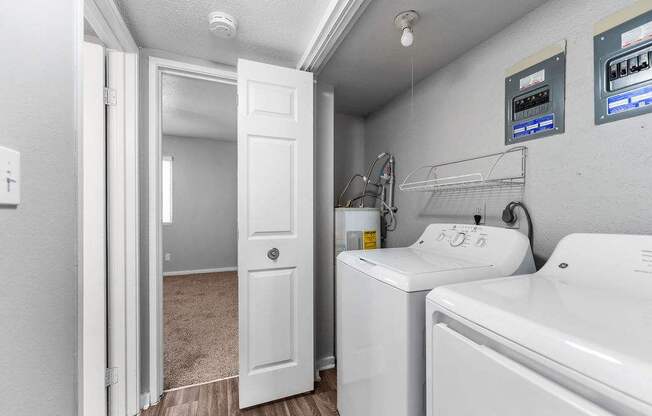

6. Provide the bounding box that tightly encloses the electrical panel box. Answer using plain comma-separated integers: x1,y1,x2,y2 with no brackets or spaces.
505,43,566,145
594,7,652,124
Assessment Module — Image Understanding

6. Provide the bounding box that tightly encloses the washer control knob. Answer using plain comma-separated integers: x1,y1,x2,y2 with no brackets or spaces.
437,232,446,241
450,232,466,247
476,237,487,247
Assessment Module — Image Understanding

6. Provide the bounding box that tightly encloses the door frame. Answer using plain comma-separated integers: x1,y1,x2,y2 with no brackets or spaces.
147,57,237,402
78,1,140,415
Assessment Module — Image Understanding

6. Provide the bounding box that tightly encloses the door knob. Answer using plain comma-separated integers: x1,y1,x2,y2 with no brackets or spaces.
267,248,280,260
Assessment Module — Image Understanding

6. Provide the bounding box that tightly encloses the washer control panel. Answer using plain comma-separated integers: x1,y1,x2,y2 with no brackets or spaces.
412,223,533,275
425,225,489,249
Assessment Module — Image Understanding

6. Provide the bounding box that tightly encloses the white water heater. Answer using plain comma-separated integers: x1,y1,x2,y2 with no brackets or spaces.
335,208,381,257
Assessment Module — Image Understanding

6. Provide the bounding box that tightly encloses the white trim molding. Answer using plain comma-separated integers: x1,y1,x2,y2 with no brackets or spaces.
139,392,151,410
80,2,140,415
163,267,238,277
123,51,140,416
84,0,138,53
316,355,336,371
297,0,372,73
314,355,335,382
148,56,237,405
106,49,141,416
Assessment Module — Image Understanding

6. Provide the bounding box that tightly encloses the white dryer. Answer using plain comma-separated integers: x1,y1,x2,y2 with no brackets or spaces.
336,223,534,416
426,233,652,416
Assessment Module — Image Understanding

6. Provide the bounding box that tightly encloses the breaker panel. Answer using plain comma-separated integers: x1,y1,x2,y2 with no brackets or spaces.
595,7,652,124
505,42,566,145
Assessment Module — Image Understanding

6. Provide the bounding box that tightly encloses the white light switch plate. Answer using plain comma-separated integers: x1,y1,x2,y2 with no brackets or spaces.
0,146,20,205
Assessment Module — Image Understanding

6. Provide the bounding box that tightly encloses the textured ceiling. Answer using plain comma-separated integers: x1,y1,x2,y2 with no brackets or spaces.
162,73,236,141
319,0,549,116
115,0,331,67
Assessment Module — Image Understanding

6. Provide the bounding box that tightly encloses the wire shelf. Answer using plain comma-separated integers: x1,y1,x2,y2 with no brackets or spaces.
399,146,526,194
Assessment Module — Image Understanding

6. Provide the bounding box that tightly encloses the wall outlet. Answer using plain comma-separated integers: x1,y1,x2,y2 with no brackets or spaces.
473,204,486,225
165,253,171,261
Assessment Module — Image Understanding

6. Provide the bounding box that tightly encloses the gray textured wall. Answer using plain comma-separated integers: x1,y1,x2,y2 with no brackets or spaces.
0,1,77,414
162,135,237,273
334,113,366,206
365,0,651,264
315,84,335,368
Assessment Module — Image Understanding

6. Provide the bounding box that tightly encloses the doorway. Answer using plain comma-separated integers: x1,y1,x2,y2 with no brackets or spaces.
147,58,238,399
148,58,315,409
159,73,238,390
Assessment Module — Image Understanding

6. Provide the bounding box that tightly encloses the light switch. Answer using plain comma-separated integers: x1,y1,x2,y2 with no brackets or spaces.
0,146,20,205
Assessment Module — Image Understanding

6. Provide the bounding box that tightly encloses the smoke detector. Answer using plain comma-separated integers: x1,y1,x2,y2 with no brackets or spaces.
394,10,419,47
209,12,238,39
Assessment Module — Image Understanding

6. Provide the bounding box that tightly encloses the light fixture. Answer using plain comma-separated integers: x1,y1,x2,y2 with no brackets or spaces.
394,10,419,48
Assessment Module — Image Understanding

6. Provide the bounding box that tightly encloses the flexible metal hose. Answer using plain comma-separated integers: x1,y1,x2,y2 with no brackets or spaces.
361,153,389,207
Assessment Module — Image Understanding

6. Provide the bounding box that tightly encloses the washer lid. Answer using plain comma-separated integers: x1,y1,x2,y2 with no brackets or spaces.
357,248,488,274
428,274,652,407
338,248,494,292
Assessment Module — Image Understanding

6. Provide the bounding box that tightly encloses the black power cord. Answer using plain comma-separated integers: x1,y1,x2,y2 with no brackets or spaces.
502,201,534,252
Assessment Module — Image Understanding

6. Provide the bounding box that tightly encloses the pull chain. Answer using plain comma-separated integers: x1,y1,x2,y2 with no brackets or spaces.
410,55,415,121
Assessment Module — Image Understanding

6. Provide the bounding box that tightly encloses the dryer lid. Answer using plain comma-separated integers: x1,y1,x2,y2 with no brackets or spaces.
429,273,652,408
428,232,652,409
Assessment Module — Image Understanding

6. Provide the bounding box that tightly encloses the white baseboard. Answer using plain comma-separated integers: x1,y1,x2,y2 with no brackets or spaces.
139,392,150,410
316,355,335,371
163,266,237,276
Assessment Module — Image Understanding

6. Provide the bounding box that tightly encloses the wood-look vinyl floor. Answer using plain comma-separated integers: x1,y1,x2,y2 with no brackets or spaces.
141,369,338,416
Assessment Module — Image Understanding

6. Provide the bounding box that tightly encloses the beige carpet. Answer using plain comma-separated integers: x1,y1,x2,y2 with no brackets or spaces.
164,271,238,390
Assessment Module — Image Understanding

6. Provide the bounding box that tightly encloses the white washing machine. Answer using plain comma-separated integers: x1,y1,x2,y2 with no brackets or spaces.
336,223,535,416
426,233,652,416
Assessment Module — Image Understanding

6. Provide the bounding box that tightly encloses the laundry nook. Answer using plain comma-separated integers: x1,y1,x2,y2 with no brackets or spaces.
3,0,652,415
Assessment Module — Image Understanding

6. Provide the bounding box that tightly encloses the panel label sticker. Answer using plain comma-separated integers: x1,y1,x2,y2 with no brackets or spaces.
519,69,545,90
363,231,377,250
512,114,555,139
622,21,652,48
607,85,652,115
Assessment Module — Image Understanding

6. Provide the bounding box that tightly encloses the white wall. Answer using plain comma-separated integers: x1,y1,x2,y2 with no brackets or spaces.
365,0,651,265
315,84,335,369
334,113,366,206
162,135,237,273
0,1,78,414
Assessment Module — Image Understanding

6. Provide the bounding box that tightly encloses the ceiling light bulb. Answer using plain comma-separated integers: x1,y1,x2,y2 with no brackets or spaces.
401,27,414,47
394,10,419,47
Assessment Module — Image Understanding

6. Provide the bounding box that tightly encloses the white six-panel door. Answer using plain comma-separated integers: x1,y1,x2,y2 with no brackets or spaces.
237,59,314,408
